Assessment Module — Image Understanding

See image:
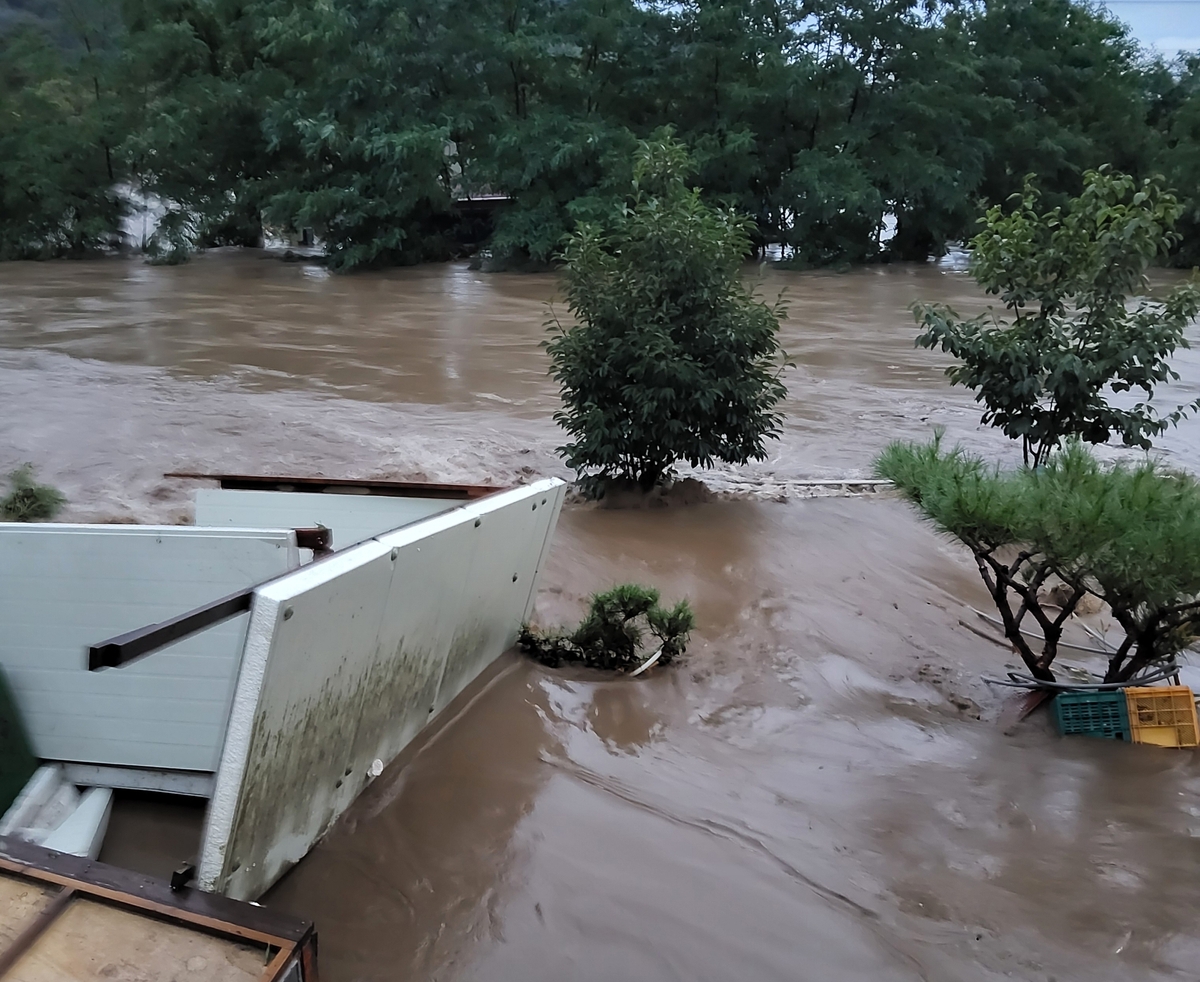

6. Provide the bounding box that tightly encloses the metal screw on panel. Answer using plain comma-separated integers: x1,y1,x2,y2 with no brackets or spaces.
474,518,482,527
282,607,294,621
391,548,399,560
512,573,519,582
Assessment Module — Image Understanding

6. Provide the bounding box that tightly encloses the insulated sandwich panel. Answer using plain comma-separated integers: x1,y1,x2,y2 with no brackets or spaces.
0,526,298,772
194,490,459,553
199,479,566,900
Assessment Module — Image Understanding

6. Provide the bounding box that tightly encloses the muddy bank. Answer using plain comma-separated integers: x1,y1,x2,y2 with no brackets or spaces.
2,256,1199,981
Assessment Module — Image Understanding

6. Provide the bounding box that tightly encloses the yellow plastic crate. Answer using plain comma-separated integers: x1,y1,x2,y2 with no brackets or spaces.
1124,686,1200,748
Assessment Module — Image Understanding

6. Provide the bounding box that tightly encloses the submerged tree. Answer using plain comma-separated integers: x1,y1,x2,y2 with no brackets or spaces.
547,135,788,495
914,168,1200,467
878,438,1200,684
519,583,695,672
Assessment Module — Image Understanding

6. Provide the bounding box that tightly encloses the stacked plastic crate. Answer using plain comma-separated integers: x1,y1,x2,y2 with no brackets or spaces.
1053,686,1200,747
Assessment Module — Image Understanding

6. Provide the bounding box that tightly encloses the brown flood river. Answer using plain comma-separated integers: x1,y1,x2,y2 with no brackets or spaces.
2,252,1200,981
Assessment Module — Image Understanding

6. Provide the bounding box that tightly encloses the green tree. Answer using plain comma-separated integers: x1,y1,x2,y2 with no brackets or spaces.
117,0,277,255
915,167,1200,467
879,438,1200,684
547,136,788,493
1149,54,1200,267
249,0,456,270
0,11,126,258
2,0,1193,272
967,0,1153,209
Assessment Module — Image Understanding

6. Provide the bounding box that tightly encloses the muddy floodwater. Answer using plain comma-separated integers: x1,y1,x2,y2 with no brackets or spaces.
2,254,1200,981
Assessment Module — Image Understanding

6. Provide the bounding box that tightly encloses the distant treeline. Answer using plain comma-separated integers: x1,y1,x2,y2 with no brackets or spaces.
3,0,1200,271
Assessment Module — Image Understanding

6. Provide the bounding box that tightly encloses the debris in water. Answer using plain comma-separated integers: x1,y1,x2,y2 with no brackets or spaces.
519,583,695,672
0,464,65,522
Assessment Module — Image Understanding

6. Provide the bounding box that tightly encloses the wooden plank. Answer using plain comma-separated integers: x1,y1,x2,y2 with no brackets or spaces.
5,897,265,982
299,939,318,982
0,840,311,946
166,472,502,499
260,946,292,982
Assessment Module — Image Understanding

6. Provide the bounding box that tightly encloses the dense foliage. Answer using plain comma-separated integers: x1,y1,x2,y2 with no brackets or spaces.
548,137,788,492
916,168,1200,467
0,464,65,521
519,583,695,671
878,438,1200,684
4,0,1200,269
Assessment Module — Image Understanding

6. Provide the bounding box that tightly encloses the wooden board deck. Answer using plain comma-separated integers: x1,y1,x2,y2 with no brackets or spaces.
7,898,266,982
0,839,315,982
0,878,54,952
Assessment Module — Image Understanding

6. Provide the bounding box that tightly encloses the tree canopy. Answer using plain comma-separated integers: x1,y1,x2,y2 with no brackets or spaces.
3,0,1200,269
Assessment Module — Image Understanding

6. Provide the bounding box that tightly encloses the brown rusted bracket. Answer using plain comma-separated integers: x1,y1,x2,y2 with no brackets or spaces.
294,526,332,558
171,863,196,892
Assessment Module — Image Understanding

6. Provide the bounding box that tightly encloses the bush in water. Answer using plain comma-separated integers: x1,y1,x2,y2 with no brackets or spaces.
0,464,65,522
519,583,695,672
913,167,1200,468
877,437,1200,684
547,135,788,497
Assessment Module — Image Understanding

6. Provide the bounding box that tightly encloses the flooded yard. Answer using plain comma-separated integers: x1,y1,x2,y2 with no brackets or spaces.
1,254,1198,980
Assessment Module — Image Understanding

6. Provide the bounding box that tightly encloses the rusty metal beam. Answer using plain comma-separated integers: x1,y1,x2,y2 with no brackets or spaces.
165,473,501,500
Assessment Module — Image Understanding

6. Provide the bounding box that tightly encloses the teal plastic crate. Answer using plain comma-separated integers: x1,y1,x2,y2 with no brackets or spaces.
1053,690,1130,739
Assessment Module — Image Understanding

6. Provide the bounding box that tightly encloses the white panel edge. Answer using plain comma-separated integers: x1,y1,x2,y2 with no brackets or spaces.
521,484,567,622
373,478,567,552
197,591,282,891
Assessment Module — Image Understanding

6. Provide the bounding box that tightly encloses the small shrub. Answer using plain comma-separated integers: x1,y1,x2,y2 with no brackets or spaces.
519,583,695,672
0,464,66,522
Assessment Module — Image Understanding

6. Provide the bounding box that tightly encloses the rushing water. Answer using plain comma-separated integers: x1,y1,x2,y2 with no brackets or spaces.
3,253,1200,981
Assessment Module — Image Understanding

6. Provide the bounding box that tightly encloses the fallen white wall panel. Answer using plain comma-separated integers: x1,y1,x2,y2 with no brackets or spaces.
198,479,565,900
0,525,299,775
194,489,458,552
